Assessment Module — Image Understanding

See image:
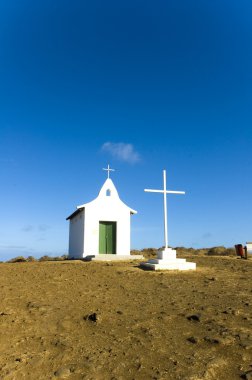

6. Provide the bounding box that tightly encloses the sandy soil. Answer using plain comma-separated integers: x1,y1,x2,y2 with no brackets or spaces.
0,255,252,380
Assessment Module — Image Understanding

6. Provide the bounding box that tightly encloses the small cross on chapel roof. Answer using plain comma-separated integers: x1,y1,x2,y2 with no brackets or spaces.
103,164,115,179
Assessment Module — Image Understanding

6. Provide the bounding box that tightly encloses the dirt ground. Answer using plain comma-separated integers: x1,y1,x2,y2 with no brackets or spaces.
0,255,252,380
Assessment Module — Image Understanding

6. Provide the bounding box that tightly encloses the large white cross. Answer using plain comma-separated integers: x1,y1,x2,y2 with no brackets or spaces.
103,164,115,179
144,170,185,249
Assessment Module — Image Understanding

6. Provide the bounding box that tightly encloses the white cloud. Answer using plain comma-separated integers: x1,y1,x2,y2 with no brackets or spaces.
101,142,141,164
38,224,51,232
21,224,51,232
202,232,213,239
0,245,26,249
22,225,34,232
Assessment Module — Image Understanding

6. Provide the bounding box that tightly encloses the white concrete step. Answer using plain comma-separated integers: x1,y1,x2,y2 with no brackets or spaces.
140,260,196,271
84,254,144,261
148,258,187,265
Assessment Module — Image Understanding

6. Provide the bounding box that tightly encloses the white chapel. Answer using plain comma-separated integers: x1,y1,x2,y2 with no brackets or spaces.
66,167,141,260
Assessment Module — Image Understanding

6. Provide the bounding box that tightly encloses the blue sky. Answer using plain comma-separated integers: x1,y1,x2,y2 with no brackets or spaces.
0,0,252,260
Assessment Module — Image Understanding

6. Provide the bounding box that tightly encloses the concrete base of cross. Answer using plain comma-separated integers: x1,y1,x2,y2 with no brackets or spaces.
140,248,196,271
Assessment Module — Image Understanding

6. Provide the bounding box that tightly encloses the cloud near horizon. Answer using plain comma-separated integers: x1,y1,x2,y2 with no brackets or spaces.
22,225,34,232
101,142,141,164
202,232,213,239
38,224,51,232
21,224,51,232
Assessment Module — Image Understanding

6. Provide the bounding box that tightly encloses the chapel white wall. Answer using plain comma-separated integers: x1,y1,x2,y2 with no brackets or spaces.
83,199,131,256
68,210,85,258
246,243,252,253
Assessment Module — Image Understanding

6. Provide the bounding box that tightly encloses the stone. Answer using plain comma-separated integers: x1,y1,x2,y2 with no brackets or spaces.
84,313,98,322
241,370,252,380
54,367,71,378
204,336,220,344
187,336,198,344
187,314,201,322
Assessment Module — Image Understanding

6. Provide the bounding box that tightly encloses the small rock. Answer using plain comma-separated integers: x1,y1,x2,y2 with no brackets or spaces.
232,309,241,316
241,370,252,380
187,314,201,322
84,313,98,322
187,336,198,344
54,367,71,378
218,336,235,345
240,340,252,350
238,333,250,340
204,336,220,344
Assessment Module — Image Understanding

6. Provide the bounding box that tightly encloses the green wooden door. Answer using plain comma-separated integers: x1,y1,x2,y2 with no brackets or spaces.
99,222,116,254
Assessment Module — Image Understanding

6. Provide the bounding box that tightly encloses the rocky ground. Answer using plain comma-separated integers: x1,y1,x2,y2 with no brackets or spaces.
0,255,252,380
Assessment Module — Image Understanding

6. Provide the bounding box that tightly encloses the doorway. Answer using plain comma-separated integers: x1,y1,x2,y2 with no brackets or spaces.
99,221,116,254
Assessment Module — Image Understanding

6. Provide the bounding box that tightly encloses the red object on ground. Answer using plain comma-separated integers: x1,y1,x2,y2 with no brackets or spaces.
235,244,244,258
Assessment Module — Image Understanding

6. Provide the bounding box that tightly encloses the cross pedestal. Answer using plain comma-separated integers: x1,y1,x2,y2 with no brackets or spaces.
140,170,196,271
141,247,196,271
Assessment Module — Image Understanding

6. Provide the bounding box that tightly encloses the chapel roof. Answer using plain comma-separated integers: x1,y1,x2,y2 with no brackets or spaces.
66,178,137,220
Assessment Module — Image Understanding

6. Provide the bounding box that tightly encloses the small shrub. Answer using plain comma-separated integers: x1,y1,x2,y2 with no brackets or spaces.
196,248,209,255
224,248,236,256
141,248,157,258
39,255,53,262
207,246,235,256
52,256,66,261
39,255,69,262
130,249,142,255
176,247,198,255
50,255,69,261
27,256,37,262
7,256,27,263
